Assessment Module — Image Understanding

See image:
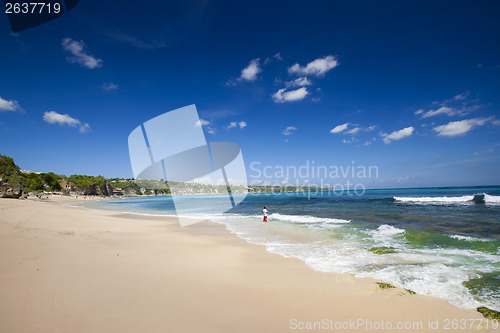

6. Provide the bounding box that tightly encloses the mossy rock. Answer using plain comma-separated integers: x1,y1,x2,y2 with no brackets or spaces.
377,282,395,290
369,246,397,255
477,307,500,320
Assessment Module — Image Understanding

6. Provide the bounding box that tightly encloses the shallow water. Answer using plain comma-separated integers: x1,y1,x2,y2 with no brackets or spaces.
81,186,500,311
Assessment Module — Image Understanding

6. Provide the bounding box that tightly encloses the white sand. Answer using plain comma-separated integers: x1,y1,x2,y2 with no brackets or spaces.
0,197,495,332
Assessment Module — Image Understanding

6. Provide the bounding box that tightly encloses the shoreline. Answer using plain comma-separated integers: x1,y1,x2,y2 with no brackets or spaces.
0,197,496,332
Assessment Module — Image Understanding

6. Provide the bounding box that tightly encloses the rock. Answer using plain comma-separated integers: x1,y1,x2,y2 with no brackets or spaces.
72,181,114,196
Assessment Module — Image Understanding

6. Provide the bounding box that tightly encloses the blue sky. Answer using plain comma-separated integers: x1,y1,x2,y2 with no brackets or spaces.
1,0,499,188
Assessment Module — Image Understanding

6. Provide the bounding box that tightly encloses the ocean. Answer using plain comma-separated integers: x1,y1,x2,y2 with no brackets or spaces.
79,186,500,312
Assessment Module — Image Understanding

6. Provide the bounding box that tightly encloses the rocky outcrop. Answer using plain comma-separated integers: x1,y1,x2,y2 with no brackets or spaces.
72,182,114,196
0,154,23,198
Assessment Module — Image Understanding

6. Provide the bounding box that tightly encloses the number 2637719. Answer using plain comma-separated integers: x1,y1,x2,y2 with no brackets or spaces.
5,2,62,14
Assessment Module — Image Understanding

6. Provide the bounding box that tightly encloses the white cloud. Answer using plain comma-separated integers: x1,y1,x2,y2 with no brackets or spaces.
453,91,470,100
43,111,91,133
420,106,472,118
240,58,261,81
103,82,119,91
418,91,478,118
0,96,22,112
346,127,361,135
272,87,308,103
381,126,414,144
227,121,247,129
195,119,217,134
62,38,103,69
288,55,339,77
286,77,312,87
330,123,349,134
364,138,376,146
282,126,297,136
474,148,494,156
195,119,210,127
264,53,283,65
433,117,493,137
330,123,375,136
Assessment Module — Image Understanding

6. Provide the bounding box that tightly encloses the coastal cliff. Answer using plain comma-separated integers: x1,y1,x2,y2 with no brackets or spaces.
0,154,23,198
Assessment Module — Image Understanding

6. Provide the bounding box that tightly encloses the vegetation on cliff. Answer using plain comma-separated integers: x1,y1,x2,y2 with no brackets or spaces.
0,154,23,198
2,153,330,197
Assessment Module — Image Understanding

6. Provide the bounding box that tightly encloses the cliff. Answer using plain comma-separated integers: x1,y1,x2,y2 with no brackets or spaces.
0,154,23,198
71,182,114,196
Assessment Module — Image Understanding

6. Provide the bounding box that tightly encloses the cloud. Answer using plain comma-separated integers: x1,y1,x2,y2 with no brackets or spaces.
346,127,361,135
418,91,479,118
288,55,339,77
286,77,312,87
227,58,262,85
282,126,297,136
61,38,103,69
420,106,478,118
364,138,376,146
195,119,217,134
102,82,119,91
474,148,494,156
433,117,494,137
264,52,283,65
330,123,349,134
43,111,91,133
240,58,261,81
227,121,247,129
102,30,166,50
453,91,470,100
272,87,308,103
195,119,210,127
381,126,414,144
0,96,22,112
330,123,376,136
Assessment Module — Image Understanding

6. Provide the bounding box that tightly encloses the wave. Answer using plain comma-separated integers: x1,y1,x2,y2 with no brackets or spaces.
449,234,491,243
393,193,500,205
484,194,500,203
269,213,350,224
374,224,405,235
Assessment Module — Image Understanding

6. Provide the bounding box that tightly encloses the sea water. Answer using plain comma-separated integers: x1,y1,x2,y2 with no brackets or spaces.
80,186,500,311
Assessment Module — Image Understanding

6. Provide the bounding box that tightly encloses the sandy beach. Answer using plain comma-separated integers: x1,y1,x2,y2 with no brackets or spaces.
0,196,496,333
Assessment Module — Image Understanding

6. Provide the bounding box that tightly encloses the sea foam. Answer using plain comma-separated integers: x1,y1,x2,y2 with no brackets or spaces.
394,193,500,204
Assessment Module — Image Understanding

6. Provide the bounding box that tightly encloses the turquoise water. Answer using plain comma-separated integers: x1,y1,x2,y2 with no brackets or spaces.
81,186,500,311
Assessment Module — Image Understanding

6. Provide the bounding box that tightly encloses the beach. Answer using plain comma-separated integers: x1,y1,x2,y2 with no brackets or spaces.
0,196,496,333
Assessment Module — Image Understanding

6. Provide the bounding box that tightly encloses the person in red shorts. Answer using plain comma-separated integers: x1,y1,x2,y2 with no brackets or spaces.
263,206,268,222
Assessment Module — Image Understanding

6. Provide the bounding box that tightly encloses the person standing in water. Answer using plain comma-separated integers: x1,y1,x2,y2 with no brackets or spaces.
263,206,268,222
